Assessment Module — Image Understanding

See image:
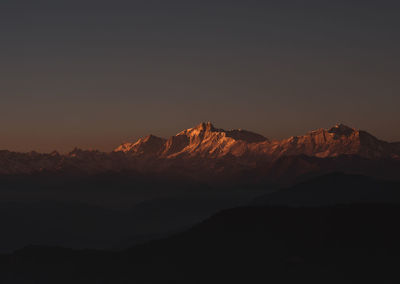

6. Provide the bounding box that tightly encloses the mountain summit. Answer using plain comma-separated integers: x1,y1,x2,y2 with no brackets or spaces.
115,135,166,155
265,123,396,159
116,122,269,158
328,123,356,136
114,122,399,160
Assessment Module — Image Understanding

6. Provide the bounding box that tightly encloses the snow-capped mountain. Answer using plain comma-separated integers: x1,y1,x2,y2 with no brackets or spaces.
265,124,399,159
116,122,268,158
0,122,399,183
115,122,399,160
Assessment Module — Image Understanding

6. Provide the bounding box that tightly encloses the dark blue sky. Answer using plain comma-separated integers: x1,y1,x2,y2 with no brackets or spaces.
1,0,399,152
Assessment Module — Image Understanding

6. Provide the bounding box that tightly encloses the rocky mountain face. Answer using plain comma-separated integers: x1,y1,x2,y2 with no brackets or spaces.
264,124,399,159
115,122,399,160
116,122,269,158
0,122,399,183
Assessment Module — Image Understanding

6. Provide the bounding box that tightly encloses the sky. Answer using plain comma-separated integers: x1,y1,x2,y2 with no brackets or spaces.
1,0,399,152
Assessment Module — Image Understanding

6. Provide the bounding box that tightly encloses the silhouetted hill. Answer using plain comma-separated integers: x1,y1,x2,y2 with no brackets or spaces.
252,172,400,206
1,174,400,283
2,203,400,283
0,172,266,252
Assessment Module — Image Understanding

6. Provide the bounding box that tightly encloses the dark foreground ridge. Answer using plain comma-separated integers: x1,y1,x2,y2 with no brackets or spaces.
1,203,400,284
1,174,400,283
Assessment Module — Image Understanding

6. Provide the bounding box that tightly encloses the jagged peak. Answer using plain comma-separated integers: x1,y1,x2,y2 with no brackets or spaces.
176,122,217,136
124,134,165,147
333,123,352,128
176,122,268,143
305,124,357,137
194,121,216,131
114,134,167,153
141,134,165,142
329,123,356,133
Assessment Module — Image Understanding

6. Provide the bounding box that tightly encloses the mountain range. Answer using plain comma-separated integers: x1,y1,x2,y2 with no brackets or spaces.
116,122,400,159
1,122,399,184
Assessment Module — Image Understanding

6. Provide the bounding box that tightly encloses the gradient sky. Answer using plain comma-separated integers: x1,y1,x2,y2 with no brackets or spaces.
1,0,399,152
